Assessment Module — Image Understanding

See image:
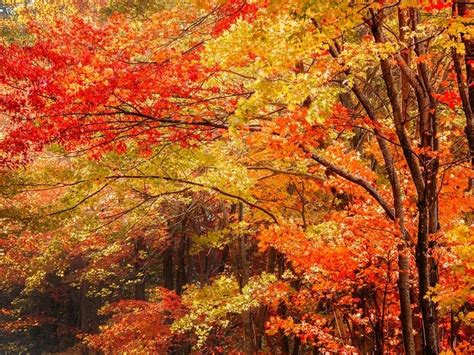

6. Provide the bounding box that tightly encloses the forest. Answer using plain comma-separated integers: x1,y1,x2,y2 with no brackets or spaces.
0,0,473,354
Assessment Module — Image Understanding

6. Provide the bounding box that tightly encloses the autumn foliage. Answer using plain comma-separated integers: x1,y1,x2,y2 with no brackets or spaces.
0,0,473,354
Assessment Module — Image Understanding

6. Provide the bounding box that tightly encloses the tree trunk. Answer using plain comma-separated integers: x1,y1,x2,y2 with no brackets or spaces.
397,248,415,354
134,277,146,301
370,8,441,353
79,282,90,333
175,233,187,295
415,202,438,355
414,5,440,349
231,202,255,355
364,12,419,354
133,237,146,300
453,1,474,190
163,245,174,290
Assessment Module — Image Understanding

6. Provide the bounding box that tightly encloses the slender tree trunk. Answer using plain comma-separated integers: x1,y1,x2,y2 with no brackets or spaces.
453,1,474,190
217,244,229,273
341,32,417,355
316,16,418,352
414,6,441,350
416,202,438,355
398,247,415,354
80,282,91,355
292,336,301,355
253,305,268,351
133,237,146,300
134,279,145,300
79,282,90,333
163,245,174,290
175,233,187,295
370,7,441,353
233,203,255,355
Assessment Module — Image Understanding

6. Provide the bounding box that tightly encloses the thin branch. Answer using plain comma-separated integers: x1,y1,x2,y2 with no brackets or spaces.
307,150,396,220
48,183,110,216
104,174,278,223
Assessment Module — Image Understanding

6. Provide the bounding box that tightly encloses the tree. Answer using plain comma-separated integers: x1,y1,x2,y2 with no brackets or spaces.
202,0,473,353
0,0,473,354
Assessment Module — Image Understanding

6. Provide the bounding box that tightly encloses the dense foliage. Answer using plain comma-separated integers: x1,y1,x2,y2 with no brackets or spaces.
0,0,473,354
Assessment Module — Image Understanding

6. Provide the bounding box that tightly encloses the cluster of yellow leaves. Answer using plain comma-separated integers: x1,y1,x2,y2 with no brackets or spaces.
433,225,474,323
171,273,276,349
190,221,249,254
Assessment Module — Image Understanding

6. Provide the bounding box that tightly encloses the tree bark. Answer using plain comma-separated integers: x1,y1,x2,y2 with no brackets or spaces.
416,202,439,355
231,202,255,355
370,8,440,353
133,237,146,300
316,21,417,353
453,1,474,190
175,233,187,295
79,282,90,333
163,245,174,290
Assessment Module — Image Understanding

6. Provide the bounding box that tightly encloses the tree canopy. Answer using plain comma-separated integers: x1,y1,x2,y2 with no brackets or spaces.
0,0,473,354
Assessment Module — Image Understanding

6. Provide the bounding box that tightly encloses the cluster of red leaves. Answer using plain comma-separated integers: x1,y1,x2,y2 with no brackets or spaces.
421,0,452,11
256,203,406,350
84,288,186,353
432,90,462,109
245,108,328,160
258,222,367,281
0,231,56,285
266,314,356,352
0,13,234,165
253,279,356,351
212,0,263,35
327,103,398,143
